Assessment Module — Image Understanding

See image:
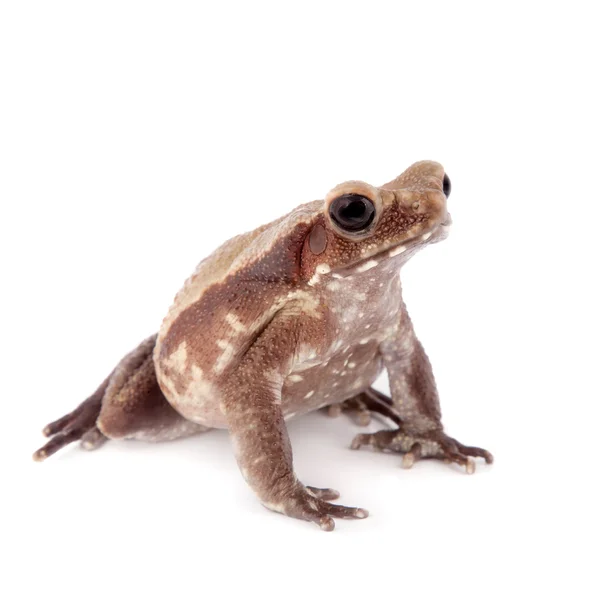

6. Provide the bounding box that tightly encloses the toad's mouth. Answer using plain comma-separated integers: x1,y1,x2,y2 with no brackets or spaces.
333,214,452,277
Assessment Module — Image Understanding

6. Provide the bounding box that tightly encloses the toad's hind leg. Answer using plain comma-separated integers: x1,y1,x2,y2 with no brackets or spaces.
326,387,401,426
33,335,209,461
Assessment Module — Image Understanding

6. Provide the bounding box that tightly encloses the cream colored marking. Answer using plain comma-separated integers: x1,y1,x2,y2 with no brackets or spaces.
213,339,236,374
178,364,219,416
308,273,320,286
421,231,432,241
294,344,319,369
389,245,407,257
225,313,246,333
331,339,343,351
289,374,303,383
332,273,344,279
356,260,378,273
304,390,315,399
359,338,371,345
287,290,321,316
164,340,189,371
308,263,331,287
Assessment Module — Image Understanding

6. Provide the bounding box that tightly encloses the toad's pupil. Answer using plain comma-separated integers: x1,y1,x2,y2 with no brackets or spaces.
341,199,365,220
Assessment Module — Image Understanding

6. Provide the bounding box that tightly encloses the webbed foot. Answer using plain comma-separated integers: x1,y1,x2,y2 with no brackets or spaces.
351,427,493,473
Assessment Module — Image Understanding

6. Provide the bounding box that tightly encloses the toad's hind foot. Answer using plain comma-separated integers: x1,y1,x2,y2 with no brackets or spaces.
351,428,493,474
33,335,210,462
33,379,108,462
326,387,401,426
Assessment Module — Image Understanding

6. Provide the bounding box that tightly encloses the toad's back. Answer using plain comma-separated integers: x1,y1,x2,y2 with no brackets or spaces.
153,202,323,424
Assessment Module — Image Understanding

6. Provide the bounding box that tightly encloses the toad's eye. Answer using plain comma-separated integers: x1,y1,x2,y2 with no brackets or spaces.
329,194,375,233
443,173,451,197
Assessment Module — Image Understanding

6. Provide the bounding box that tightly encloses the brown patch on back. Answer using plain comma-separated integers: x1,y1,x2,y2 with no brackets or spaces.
156,216,319,395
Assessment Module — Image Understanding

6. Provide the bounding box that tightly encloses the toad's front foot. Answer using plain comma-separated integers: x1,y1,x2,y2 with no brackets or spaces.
351,428,493,474
264,484,368,531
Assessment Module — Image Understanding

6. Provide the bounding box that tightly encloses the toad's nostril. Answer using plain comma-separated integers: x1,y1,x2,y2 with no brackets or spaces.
443,174,451,198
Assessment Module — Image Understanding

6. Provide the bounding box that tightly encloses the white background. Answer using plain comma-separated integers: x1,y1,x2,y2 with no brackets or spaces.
1,2,599,599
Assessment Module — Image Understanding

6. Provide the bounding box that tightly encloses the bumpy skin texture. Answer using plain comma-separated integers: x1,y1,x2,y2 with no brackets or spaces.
34,160,492,530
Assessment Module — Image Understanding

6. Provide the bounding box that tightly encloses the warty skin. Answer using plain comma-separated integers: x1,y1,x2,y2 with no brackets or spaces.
34,160,492,531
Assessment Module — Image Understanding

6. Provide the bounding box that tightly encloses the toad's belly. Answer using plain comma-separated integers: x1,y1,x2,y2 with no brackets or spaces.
158,340,383,429
280,341,384,419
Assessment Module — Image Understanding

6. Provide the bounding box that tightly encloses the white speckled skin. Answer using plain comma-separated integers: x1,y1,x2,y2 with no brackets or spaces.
280,262,404,420
35,160,492,530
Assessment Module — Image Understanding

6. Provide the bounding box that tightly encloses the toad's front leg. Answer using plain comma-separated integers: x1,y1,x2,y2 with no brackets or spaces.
352,310,493,472
221,315,368,531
